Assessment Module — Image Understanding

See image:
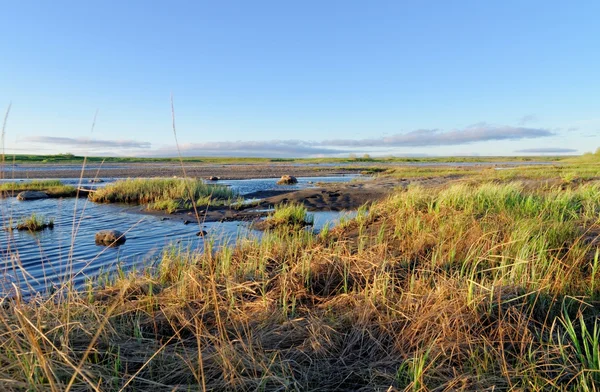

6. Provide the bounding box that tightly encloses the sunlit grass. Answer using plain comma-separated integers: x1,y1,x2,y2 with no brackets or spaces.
381,159,600,183
259,202,313,229
14,213,54,231
90,177,235,212
0,180,76,197
0,179,63,190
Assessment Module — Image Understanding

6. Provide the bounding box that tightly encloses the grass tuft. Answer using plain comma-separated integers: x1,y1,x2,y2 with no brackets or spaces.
257,202,313,230
0,180,76,197
14,213,54,231
89,177,235,212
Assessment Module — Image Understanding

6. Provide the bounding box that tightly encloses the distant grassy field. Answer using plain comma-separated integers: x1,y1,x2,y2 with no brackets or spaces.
382,149,600,181
2,152,568,164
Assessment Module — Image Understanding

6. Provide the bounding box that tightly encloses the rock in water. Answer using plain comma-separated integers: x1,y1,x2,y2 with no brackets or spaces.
16,191,49,201
207,176,220,181
95,230,126,246
276,175,298,185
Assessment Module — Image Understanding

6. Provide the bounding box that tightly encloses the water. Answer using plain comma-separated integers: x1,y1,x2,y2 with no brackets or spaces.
215,175,362,195
0,197,256,296
0,176,359,296
0,175,362,194
312,210,357,231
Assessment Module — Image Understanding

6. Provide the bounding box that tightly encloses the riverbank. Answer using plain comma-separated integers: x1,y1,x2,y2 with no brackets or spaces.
133,174,467,223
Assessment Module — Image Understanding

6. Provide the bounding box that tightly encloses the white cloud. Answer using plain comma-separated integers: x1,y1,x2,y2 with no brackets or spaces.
518,114,538,125
23,136,151,149
322,125,553,147
515,148,577,153
21,124,555,157
152,140,348,157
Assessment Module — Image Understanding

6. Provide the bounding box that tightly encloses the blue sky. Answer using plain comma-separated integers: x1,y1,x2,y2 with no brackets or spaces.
1,1,598,157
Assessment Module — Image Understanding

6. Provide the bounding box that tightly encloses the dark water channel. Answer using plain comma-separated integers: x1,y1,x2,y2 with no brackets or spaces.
0,176,359,296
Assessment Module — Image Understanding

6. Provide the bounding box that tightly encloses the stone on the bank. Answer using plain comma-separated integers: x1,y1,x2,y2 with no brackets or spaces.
207,176,220,181
16,191,49,201
95,230,126,246
276,175,298,185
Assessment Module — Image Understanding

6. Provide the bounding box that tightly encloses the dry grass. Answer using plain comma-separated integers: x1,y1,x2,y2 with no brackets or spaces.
1,180,600,390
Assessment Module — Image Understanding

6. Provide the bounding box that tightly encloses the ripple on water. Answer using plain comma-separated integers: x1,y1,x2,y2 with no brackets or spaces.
0,197,258,296
0,175,361,296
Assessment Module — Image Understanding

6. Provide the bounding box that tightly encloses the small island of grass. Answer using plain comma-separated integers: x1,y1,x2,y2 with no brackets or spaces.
0,180,76,198
14,213,54,232
254,202,314,230
89,178,236,213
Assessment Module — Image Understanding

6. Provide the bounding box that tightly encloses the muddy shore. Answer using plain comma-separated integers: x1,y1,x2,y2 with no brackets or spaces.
137,174,466,224
2,162,467,224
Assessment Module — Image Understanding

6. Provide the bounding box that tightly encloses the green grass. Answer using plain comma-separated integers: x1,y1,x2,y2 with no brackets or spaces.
0,180,77,197
0,179,63,190
379,159,600,184
487,163,600,181
4,153,568,164
3,175,600,390
89,177,235,212
45,185,78,197
148,198,182,214
259,202,314,229
384,165,482,179
565,147,600,163
14,213,54,231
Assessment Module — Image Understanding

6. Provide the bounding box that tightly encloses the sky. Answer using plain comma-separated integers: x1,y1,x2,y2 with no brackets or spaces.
1,1,599,158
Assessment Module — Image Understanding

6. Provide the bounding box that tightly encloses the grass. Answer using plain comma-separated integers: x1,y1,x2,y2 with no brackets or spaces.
257,202,314,230
379,156,600,183
2,177,600,390
5,153,568,164
14,213,54,231
0,180,76,197
89,178,235,212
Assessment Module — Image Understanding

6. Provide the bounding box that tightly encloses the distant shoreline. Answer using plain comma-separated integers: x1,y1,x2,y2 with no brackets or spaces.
0,153,566,165
0,162,363,180
0,158,563,181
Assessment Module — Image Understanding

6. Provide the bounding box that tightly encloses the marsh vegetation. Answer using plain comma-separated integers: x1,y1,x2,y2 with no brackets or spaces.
255,202,314,230
1,162,600,390
9,213,54,232
0,180,76,198
89,178,235,213
5,153,566,164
